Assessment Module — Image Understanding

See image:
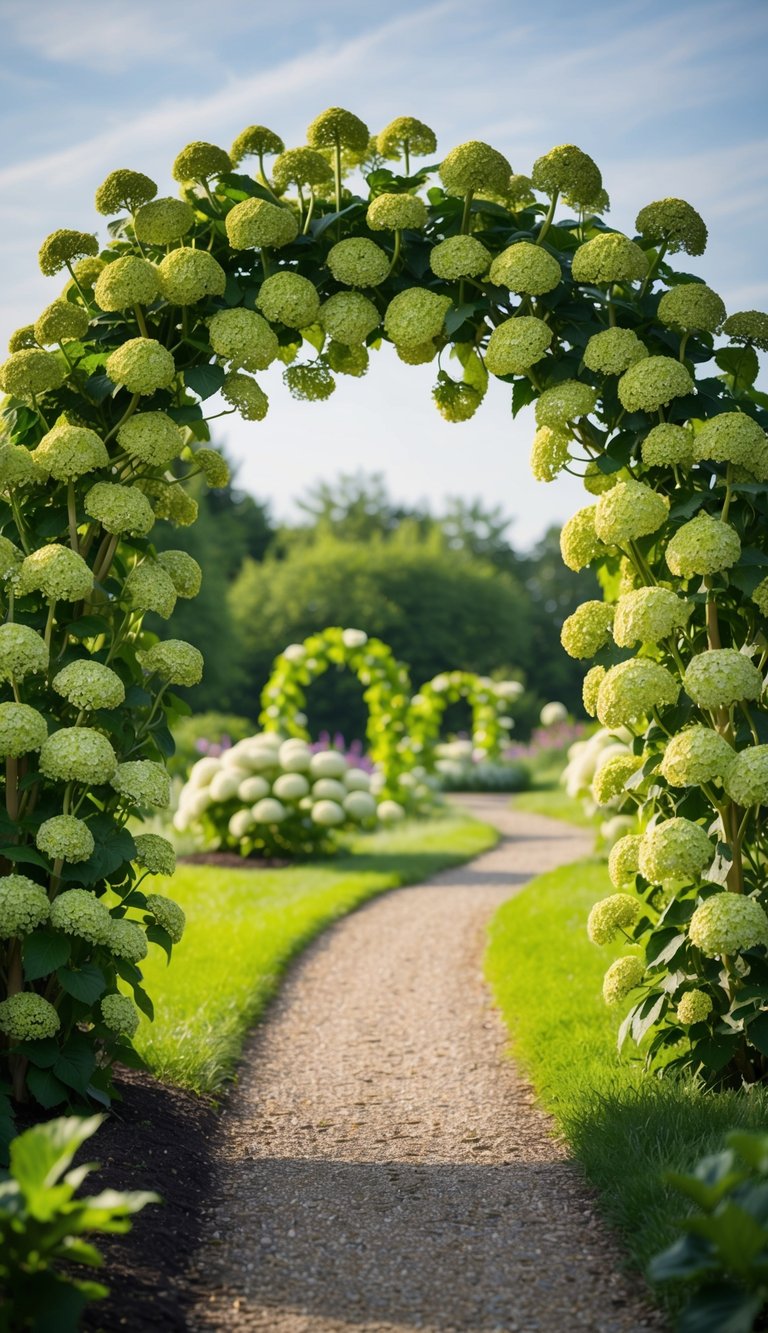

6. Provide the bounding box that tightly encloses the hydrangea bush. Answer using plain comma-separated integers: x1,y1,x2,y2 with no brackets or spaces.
3,107,768,1085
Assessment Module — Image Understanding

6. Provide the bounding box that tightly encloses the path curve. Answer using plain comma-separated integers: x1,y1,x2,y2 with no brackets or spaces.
189,796,663,1332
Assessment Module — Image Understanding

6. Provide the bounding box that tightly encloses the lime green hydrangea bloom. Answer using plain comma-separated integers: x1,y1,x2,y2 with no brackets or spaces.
396,340,436,365
641,423,694,468
107,918,148,963
146,893,185,943
377,117,437,160
592,753,643,805
40,728,117,785
560,600,615,658
257,272,320,328
172,141,231,182
221,371,269,420
283,362,336,401
157,550,202,598
596,658,679,728
531,144,602,207
225,197,299,249
111,760,170,809
85,482,154,536
0,537,22,581
52,660,125,711
602,955,644,1005
193,448,229,488
665,513,741,578
51,888,111,944
133,833,176,877
94,256,159,312
560,505,605,571
34,299,90,345
7,326,37,353
307,107,369,152
70,256,106,294
134,197,195,245
683,649,763,710
658,283,725,333
38,229,98,277
118,411,183,467
432,381,482,423
138,639,204,686
505,174,536,207
0,349,66,401
635,198,707,256
535,380,597,429
485,316,552,376
689,893,768,957
208,308,278,371
660,726,734,788
676,990,713,1025
429,235,491,280
723,745,768,807
142,481,198,527
157,248,226,306
618,356,693,413
326,238,390,287
594,479,669,544
36,815,94,863
272,148,332,192
572,232,648,284
489,242,561,294
0,874,50,936
0,624,48,682
230,125,284,165
17,544,93,602
123,562,177,619
0,445,41,495
583,327,648,376
722,310,768,352
326,341,369,377
639,817,712,883
95,169,157,215
439,140,512,195
587,893,640,944
613,586,692,647
106,337,175,395
366,193,427,231
0,703,46,758
101,993,140,1037
32,422,108,481
0,992,60,1040
752,577,768,617
530,425,571,481
384,289,451,348
319,292,379,345
582,665,606,718
608,833,643,888
691,413,767,473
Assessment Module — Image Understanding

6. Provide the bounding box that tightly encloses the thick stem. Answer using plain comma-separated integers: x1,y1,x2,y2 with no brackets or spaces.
638,241,668,300
460,190,475,236
134,304,149,338
67,481,79,552
536,191,559,246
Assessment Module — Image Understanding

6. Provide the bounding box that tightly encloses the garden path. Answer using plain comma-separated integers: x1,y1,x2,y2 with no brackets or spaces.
189,795,664,1332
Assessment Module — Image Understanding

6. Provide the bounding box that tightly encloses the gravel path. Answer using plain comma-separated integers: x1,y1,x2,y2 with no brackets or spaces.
189,796,664,1332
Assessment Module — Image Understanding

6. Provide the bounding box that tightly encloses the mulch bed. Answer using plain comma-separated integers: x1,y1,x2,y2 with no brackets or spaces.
179,851,291,869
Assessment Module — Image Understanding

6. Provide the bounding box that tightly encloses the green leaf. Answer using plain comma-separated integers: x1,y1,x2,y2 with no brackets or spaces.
715,346,760,390
444,304,480,337
746,1010,768,1058
184,364,225,401
511,378,536,418
0,844,50,870
26,1067,69,1110
66,615,110,640
132,985,154,1021
23,930,71,982
145,922,172,963
56,963,106,1005
678,1284,765,1333
53,1034,97,1096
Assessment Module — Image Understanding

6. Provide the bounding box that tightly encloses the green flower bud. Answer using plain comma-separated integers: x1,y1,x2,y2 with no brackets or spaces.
17,543,93,602
157,550,202,598
384,289,451,349
225,197,298,249
432,380,482,423
138,638,203,686
133,834,176,877
38,229,98,277
440,140,511,195
95,169,157,215
658,282,726,333
429,235,491,280
157,248,226,306
94,256,159,311
40,728,117,785
123,562,177,619
117,411,183,467
34,299,89,345
641,423,694,468
111,760,170,809
32,423,108,481
0,703,47,758
587,893,640,945
283,362,336,402
489,242,561,295
572,232,648,284
530,425,570,481
689,893,768,957
366,193,427,231
257,272,320,328
683,649,763,710
594,479,669,544
596,658,679,728
0,624,48,682
85,482,154,536
660,726,734,788
221,371,269,420
376,117,437,160
560,600,614,658
602,955,644,1005
484,316,552,376
53,660,125,710
635,198,707,256
106,337,175,395
0,349,66,401
531,144,602,207
617,356,693,414
0,992,60,1039
327,237,390,288
172,141,231,182
319,292,379,345
134,197,195,245
307,107,369,152
583,327,648,376
722,310,768,352
101,993,140,1036
145,892,185,942
230,125,285,165
665,513,741,578
272,148,332,191
36,815,95,863
534,380,597,427
0,875,50,937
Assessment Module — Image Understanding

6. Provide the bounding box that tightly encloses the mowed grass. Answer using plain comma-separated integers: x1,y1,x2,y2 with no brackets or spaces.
137,807,496,1094
486,857,768,1297
510,744,598,828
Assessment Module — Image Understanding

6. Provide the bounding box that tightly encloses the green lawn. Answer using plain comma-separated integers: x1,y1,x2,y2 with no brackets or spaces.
137,807,496,1094
486,856,768,1301
510,785,596,826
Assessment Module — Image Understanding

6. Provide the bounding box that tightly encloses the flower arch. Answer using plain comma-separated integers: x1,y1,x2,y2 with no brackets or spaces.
407,670,521,766
1,105,768,1106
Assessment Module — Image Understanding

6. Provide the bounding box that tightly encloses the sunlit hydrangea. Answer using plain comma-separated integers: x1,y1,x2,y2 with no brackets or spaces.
156,550,201,598
106,917,148,963
377,117,437,159
208,308,278,371
592,753,643,805
613,586,692,647
676,990,713,1025
326,341,369,377
602,955,644,1005
722,310,768,352
396,340,437,365
689,893,768,957
319,292,379,345
123,561,177,619
635,198,707,256
617,356,693,413
572,232,648,284
283,361,336,402
0,703,47,757
146,893,185,943
326,238,390,287
94,256,159,312
641,423,694,468
230,124,285,165
36,815,94,863
118,411,183,467
101,992,140,1037
683,649,763,710
133,833,176,877
85,481,154,536
307,107,369,152
429,235,490,280
484,316,552,376
53,660,125,711
51,888,111,944
70,256,106,294
489,241,561,294
112,760,170,809
0,536,22,578
157,248,226,306
560,600,614,659
530,425,570,481
560,505,605,571
95,168,156,215
0,348,66,401
7,326,36,352
583,327,648,376
594,479,669,545
440,140,511,194
366,193,427,231
0,624,48,682
587,893,640,945
134,197,195,245
691,413,767,474
531,144,602,206
172,141,231,181
596,658,679,728
639,817,713,883
257,271,320,328
0,445,40,495
194,448,230,488
0,875,50,937
221,371,269,420
723,745,768,807
582,665,606,718
38,229,99,277
657,282,725,333
608,833,643,888
17,544,93,602
225,197,299,249
660,726,734,788
34,299,90,345
106,337,175,395
665,513,741,578
384,289,451,348
272,147,333,192
0,992,60,1040
31,422,108,481
432,380,482,423
534,380,597,428
752,578,768,617
40,727,117,785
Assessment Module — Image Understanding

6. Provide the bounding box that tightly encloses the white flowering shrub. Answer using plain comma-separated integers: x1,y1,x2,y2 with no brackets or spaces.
174,731,400,857
434,739,530,793
562,726,638,843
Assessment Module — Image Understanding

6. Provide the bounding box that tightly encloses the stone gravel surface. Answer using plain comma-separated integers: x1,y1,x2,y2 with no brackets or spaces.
189,796,666,1331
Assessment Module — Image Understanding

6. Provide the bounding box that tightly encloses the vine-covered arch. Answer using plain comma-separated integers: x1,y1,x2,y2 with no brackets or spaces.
1,102,768,1107
407,671,522,767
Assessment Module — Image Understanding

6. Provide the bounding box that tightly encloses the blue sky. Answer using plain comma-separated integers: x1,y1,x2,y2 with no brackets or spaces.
0,0,766,545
